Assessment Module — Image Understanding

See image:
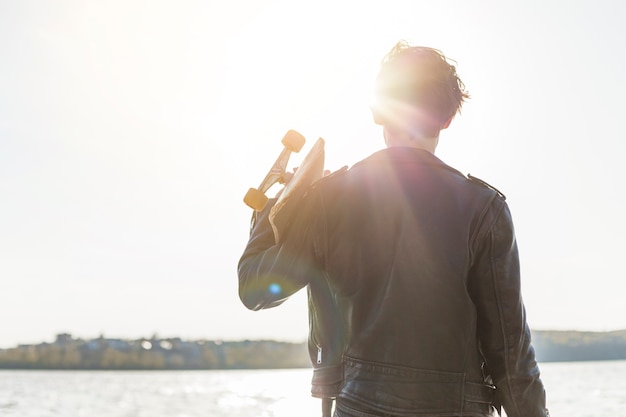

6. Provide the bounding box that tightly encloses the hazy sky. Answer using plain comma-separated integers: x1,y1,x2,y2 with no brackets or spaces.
1,0,625,348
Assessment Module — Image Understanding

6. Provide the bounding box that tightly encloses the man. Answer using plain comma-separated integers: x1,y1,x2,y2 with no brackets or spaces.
238,41,548,417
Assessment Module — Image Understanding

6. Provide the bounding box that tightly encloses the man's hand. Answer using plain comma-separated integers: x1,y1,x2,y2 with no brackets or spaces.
276,168,332,198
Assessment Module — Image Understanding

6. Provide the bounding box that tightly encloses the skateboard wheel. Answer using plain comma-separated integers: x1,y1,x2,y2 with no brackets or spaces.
282,130,305,153
244,187,269,212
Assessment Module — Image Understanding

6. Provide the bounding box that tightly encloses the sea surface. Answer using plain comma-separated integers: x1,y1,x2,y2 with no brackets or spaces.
0,360,624,417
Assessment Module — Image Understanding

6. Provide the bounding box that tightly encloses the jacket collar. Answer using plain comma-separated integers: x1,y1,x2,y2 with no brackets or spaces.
358,147,464,177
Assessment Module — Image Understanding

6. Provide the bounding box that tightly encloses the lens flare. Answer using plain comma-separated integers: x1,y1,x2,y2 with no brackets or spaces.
268,283,281,295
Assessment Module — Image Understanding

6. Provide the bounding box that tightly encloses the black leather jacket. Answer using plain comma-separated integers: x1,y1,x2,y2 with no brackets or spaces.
238,147,548,417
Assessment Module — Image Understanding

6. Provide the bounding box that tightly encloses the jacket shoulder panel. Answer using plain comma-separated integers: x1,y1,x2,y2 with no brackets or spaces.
467,174,506,200
311,165,349,191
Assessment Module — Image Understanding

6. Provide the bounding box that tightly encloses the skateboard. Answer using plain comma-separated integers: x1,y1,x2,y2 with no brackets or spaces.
243,130,306,212
269,136,324,243
243,130,325,243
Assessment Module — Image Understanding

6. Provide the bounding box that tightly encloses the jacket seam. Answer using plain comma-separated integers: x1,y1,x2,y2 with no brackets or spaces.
463,192,497,387
316,188,329,270
488,204,522,417
468,193,498,268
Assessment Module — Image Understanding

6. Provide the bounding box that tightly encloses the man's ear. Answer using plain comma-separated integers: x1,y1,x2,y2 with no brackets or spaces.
441,116,454,130
370,105,386,126
372,112,385,126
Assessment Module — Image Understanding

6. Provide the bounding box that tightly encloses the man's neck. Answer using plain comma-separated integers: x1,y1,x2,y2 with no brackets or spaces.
383,127,439,154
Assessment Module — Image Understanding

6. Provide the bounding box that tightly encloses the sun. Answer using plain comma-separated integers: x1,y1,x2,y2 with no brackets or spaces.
214,7,386,177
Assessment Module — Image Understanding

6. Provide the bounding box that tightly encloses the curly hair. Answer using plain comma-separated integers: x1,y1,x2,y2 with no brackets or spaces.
372,41,469,136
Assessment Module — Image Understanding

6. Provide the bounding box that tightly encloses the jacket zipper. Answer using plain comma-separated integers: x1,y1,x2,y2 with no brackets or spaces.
310,296,323,366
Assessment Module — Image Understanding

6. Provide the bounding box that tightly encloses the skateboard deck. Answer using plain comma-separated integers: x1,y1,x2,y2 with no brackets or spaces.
269,137,325,243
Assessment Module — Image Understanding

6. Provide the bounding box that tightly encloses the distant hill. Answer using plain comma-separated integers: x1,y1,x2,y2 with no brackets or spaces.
532,329,626,362
1,330,625,370
0,334,310,370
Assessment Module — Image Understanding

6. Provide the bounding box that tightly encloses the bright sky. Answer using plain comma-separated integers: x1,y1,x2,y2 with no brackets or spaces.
1,0,625,348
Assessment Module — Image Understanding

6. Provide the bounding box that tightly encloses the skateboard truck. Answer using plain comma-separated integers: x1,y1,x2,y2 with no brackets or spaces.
243,130,306,212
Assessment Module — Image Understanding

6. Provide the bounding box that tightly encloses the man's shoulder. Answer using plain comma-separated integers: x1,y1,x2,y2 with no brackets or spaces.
314,165,350,189
466,174,506,200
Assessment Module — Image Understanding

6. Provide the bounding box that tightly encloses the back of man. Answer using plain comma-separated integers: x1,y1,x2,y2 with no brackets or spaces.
300,145,544,416
238,40,548,417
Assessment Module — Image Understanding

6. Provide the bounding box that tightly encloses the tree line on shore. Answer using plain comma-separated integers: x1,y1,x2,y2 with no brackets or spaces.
1,330,625,370
0,334,309,370
532,329,626,362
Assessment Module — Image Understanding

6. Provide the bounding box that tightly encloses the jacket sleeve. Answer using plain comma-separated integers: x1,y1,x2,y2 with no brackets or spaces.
237,197,318,311
468,197,549,417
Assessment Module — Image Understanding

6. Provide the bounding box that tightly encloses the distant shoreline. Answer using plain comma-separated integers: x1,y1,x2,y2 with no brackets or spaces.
1,330,625,370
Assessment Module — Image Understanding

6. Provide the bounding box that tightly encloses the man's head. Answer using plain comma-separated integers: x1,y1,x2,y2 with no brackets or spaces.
371,41,469,139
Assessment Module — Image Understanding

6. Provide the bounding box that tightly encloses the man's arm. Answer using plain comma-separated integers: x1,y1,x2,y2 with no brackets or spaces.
237,198,315,311
468,198,549,417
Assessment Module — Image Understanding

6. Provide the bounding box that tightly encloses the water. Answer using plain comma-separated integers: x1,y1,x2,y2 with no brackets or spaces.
0,361,624,416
